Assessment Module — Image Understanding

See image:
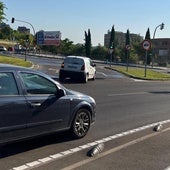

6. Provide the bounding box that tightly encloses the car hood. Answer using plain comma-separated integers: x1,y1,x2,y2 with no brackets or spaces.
67,89,95,103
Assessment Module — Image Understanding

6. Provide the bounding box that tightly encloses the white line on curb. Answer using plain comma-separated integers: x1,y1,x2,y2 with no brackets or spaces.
11,119,170,170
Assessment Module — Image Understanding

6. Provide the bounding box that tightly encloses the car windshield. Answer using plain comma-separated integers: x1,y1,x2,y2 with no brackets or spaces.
64,57,84,65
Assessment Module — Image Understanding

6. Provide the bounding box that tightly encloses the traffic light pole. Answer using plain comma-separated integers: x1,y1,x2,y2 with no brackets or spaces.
153,23,164,40
11,18,35,36
152,22,164,67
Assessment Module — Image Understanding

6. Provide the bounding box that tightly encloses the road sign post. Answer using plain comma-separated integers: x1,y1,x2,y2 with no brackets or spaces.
142,40,152,77
125,45,131,71
109,47,114,67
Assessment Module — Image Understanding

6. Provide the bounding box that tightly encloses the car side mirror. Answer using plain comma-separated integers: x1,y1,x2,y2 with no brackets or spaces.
56,89,65,98
93,63,96,67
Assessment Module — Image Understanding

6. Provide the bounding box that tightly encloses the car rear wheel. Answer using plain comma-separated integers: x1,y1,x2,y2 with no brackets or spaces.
82,74,88,83
71,109,91,138
59,73,65,82
92,73,96,80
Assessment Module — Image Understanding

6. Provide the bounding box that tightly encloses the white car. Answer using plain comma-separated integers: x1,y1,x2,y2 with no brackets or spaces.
0,46,7,52
59,56,96,83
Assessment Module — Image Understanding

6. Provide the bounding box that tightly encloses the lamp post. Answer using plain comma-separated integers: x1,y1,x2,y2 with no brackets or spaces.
126,45,131,71
152,22,164,67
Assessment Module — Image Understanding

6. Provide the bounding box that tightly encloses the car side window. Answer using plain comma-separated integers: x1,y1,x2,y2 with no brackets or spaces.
20,72,57,95
0,72,19,95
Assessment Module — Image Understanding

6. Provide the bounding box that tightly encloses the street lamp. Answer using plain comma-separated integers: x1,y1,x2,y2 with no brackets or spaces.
152,22,165,67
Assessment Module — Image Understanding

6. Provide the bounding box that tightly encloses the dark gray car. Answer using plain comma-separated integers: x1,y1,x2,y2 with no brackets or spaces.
0,64,96,145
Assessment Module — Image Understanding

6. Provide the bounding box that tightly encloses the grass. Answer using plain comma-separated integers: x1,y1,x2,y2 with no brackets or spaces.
0,55,32,67
108,66,170,80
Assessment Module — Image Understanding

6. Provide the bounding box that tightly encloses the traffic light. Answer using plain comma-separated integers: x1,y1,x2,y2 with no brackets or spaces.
160,23,164,30
11,17,15,23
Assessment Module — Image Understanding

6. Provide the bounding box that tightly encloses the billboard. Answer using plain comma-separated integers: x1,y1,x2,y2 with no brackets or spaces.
36,31,61,46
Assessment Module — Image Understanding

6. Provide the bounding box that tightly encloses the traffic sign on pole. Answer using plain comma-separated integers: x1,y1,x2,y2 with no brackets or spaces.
142,40,152,51
142,39,152,77
125,45,131,50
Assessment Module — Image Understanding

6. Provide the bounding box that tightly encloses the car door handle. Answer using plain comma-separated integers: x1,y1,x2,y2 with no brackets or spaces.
29,102,41,108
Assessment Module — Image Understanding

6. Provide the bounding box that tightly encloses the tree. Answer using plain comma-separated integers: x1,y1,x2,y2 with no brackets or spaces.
72,43,85,56
109,25,115,49
0,2,6,22
125,29,130,46
145,28,151,64
145,28,151,40
0,25,11,39
109,25,116,62
91,45,108,60
125,29,130,70
84,29,92,57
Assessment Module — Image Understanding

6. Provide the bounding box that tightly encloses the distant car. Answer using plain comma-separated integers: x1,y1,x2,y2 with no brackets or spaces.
0,46,7,52
0,64,96,145
59,56,96,83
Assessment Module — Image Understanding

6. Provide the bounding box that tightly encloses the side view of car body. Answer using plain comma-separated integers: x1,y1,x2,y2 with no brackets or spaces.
0,64,96,145
59,56,96,83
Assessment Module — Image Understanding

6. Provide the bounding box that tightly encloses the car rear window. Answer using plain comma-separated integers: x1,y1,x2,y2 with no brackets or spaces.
64,57,84,65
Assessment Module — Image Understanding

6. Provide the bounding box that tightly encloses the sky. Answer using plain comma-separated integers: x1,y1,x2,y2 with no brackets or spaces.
2,0,170,46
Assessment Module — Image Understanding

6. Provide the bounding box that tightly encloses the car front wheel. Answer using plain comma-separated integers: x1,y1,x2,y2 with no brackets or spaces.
71,109,91,138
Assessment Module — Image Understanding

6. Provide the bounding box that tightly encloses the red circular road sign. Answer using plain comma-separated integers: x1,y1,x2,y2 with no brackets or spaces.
142,40,152,51
125,45,131,50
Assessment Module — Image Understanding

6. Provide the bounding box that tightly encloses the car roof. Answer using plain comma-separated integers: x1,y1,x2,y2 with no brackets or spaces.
65,56,90,60
0,64,40,75
0,63,56,80
0,64,31,71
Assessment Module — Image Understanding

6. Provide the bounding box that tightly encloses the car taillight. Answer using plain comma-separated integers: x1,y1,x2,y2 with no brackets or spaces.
61,63,64,68
81,64,85,71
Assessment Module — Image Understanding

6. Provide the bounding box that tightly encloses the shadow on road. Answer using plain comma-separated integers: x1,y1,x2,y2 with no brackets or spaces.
0,131,75,158
149,91,170,94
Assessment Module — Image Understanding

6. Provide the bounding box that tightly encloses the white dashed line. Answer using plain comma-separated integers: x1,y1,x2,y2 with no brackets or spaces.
26,161,41,167
12,119,170,170
108,92,148,97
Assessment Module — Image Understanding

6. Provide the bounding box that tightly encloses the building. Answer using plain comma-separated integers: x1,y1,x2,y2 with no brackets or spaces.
17,26,30,34
104,30,143,48
151,38,170,66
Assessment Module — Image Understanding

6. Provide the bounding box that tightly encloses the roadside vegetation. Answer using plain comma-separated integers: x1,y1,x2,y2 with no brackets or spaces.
0,55,32,67
109,66,170,80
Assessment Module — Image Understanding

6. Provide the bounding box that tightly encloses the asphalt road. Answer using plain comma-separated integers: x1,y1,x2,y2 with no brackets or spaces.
0,56,170,170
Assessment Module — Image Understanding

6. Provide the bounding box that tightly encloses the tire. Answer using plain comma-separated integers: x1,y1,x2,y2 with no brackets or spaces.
59,72,64,82
92,73,96,80
59,76,64,82
71,109,91,139
82,74,88,83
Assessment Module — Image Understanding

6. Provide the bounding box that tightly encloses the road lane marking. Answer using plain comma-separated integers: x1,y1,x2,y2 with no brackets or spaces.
132,79,148,82
97,72,124,78
11,119,170,170
164,166,170,170
60,126,170,170
48,68,59,73
108,91,148,96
